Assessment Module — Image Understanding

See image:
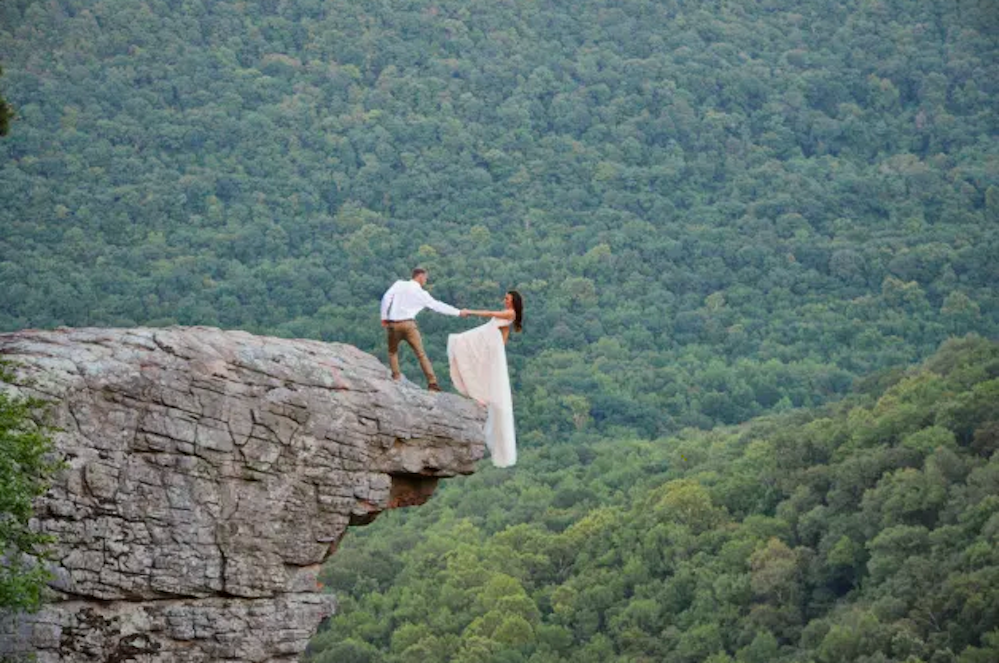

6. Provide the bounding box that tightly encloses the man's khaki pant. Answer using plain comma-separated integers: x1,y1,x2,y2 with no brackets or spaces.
386,320,438,386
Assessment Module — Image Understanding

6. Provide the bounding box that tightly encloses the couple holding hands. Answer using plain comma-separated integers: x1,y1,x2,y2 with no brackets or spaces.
380,268,523,467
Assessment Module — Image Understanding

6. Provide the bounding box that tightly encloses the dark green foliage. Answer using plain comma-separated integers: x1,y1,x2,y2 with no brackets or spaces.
0,3,996,658
0,65,11,137
0,361,61,613
312,337,999,662
0,0,997,440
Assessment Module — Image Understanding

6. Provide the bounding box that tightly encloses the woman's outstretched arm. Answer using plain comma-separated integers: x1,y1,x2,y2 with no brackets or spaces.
461,308,515,319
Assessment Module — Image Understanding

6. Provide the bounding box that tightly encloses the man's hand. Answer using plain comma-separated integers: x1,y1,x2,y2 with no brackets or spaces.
381,320,389,328
460,309,469,317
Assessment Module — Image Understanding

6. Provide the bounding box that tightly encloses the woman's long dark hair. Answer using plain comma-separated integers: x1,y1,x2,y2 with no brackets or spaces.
509,290,524,333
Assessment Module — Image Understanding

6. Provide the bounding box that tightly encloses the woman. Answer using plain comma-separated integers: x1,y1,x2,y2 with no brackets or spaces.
449,291,523,468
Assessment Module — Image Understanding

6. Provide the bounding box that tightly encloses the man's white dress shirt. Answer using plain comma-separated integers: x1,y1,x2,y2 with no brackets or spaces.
381,280,460,321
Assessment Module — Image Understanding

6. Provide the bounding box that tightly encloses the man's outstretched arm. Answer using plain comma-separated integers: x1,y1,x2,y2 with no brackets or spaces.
418,289,461,316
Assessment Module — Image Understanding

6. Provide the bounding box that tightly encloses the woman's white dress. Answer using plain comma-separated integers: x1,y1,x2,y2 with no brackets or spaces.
447,317,516,468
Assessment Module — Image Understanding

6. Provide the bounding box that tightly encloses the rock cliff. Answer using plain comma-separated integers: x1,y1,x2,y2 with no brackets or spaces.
0,326,486,662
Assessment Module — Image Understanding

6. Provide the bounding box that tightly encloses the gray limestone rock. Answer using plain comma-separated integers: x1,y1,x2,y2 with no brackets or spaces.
0,326,486,661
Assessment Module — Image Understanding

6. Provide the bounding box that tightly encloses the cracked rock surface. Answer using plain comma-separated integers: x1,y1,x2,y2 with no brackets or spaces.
0,326,485,662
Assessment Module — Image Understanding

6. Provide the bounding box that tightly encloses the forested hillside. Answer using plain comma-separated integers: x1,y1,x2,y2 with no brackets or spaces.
1,0,997,438
2,1,998,661
311,336,999,663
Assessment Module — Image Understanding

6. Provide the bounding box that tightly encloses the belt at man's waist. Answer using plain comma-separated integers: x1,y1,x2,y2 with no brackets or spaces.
386,319,415,323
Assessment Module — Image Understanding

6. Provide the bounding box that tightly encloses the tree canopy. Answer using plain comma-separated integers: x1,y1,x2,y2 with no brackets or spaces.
0,0,997,440
0,2,997,657
311,336,999,663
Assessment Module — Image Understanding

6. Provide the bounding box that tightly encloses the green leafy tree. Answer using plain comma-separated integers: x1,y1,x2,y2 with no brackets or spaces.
0,361,61,612
0,65,11,136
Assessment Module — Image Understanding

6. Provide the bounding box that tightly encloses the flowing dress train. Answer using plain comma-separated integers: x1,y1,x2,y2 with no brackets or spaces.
447,317,516,468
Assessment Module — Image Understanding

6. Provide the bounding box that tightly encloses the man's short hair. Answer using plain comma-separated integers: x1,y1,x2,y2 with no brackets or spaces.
412,267,428,279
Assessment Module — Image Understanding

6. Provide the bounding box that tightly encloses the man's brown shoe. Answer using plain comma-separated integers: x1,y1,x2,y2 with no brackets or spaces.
428,383,442,392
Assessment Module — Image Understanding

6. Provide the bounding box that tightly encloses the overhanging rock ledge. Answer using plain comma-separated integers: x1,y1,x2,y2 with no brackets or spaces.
0,326,486,662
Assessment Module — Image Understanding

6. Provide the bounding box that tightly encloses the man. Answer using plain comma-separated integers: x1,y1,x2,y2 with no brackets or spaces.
380,268,465,391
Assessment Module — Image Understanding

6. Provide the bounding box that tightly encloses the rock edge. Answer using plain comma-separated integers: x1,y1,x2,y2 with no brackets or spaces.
0,326,486,662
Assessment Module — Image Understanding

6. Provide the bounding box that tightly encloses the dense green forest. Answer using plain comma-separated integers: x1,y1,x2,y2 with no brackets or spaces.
311,336,999,663
1,0,998,661
1,0,997,439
